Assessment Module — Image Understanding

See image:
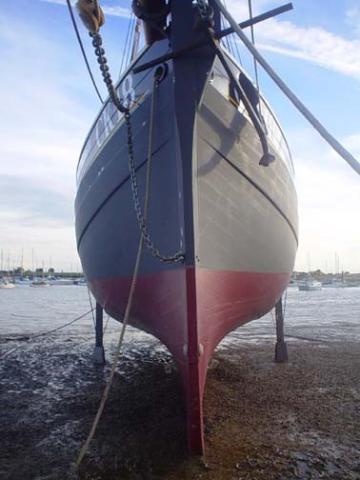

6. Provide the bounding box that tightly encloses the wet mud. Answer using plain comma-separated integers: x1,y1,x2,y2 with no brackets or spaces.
1,332,359,480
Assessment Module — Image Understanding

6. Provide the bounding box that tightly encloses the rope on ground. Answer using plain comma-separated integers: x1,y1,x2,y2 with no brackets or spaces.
0,308,95,360
75,73,159,470
285,334,331,344
65,0,104,104
75,238,144,468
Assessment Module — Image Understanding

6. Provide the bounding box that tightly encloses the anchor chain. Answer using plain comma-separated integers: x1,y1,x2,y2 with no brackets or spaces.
90,33,126,113
90,31,184,264
125,79,185,264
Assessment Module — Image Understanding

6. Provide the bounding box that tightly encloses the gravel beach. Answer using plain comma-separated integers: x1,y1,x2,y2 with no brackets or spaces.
1,333,359,480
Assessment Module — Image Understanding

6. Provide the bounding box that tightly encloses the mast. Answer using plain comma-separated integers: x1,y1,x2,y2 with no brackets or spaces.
132,0,168,45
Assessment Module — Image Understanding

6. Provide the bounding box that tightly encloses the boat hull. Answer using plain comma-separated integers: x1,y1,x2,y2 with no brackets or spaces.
75,41,298,454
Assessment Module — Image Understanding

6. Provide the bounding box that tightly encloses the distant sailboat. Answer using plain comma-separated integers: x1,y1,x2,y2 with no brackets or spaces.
298,276,322,291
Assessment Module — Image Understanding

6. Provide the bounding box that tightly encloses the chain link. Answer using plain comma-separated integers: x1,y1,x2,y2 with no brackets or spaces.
90,32,184,264
90,32,126,112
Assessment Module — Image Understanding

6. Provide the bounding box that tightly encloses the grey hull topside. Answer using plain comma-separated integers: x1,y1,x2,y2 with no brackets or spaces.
75,38,298,284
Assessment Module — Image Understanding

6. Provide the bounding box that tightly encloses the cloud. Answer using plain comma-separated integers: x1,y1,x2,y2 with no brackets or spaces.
42,1,360,80
102,6,131,18
0,12,94,268
225,0,360,80
290,129,360,272
221,0,277,20
0,175,73,227
40,0,131,18
258,20,360,80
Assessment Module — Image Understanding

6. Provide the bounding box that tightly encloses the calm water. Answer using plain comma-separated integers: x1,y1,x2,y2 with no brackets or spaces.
0,285,359,343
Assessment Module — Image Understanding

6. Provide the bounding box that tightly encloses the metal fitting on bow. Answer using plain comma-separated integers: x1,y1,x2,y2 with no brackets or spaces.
76,0,105,34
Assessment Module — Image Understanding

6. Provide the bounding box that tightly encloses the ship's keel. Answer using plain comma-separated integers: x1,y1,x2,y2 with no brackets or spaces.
89,265,290,455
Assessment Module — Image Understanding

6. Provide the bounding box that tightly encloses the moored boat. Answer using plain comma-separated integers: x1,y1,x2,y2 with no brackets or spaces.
30,278,50,287
74,0,298,453
298,277,322,291
0,278,16,289
14,277,32,286
48,278,75,286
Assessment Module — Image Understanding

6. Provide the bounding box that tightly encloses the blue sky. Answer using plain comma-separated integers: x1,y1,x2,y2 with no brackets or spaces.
0,0,359,272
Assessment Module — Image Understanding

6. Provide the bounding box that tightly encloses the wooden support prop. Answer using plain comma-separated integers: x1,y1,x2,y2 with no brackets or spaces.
213,0,360,176
133,3,293,74
275,297,288,363
94,302,105,364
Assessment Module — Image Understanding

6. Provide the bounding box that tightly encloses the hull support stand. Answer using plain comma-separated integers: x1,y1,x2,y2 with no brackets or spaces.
275,297,288,362
94,302,105,364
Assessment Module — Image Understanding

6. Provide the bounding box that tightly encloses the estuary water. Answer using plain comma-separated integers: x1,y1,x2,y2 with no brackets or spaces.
0,284,359,343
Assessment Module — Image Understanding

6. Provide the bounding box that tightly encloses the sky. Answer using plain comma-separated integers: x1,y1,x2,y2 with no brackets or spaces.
0,0,359,273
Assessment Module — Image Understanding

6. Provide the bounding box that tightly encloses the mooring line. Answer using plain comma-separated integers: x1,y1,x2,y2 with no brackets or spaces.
0,308,95,360
87,286,96,328
74,72,160,472
285,334,331,344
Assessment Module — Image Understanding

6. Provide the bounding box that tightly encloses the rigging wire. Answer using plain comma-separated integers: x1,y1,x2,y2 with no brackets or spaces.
130,18,142,63
220,13,232,57
65,0,104,104
222,0,242,66
231,32,243,67
213,0,360,175
247,0,264,120
0,308,95,360
247,0,261,94
125,14,137,68
118,12,135,76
